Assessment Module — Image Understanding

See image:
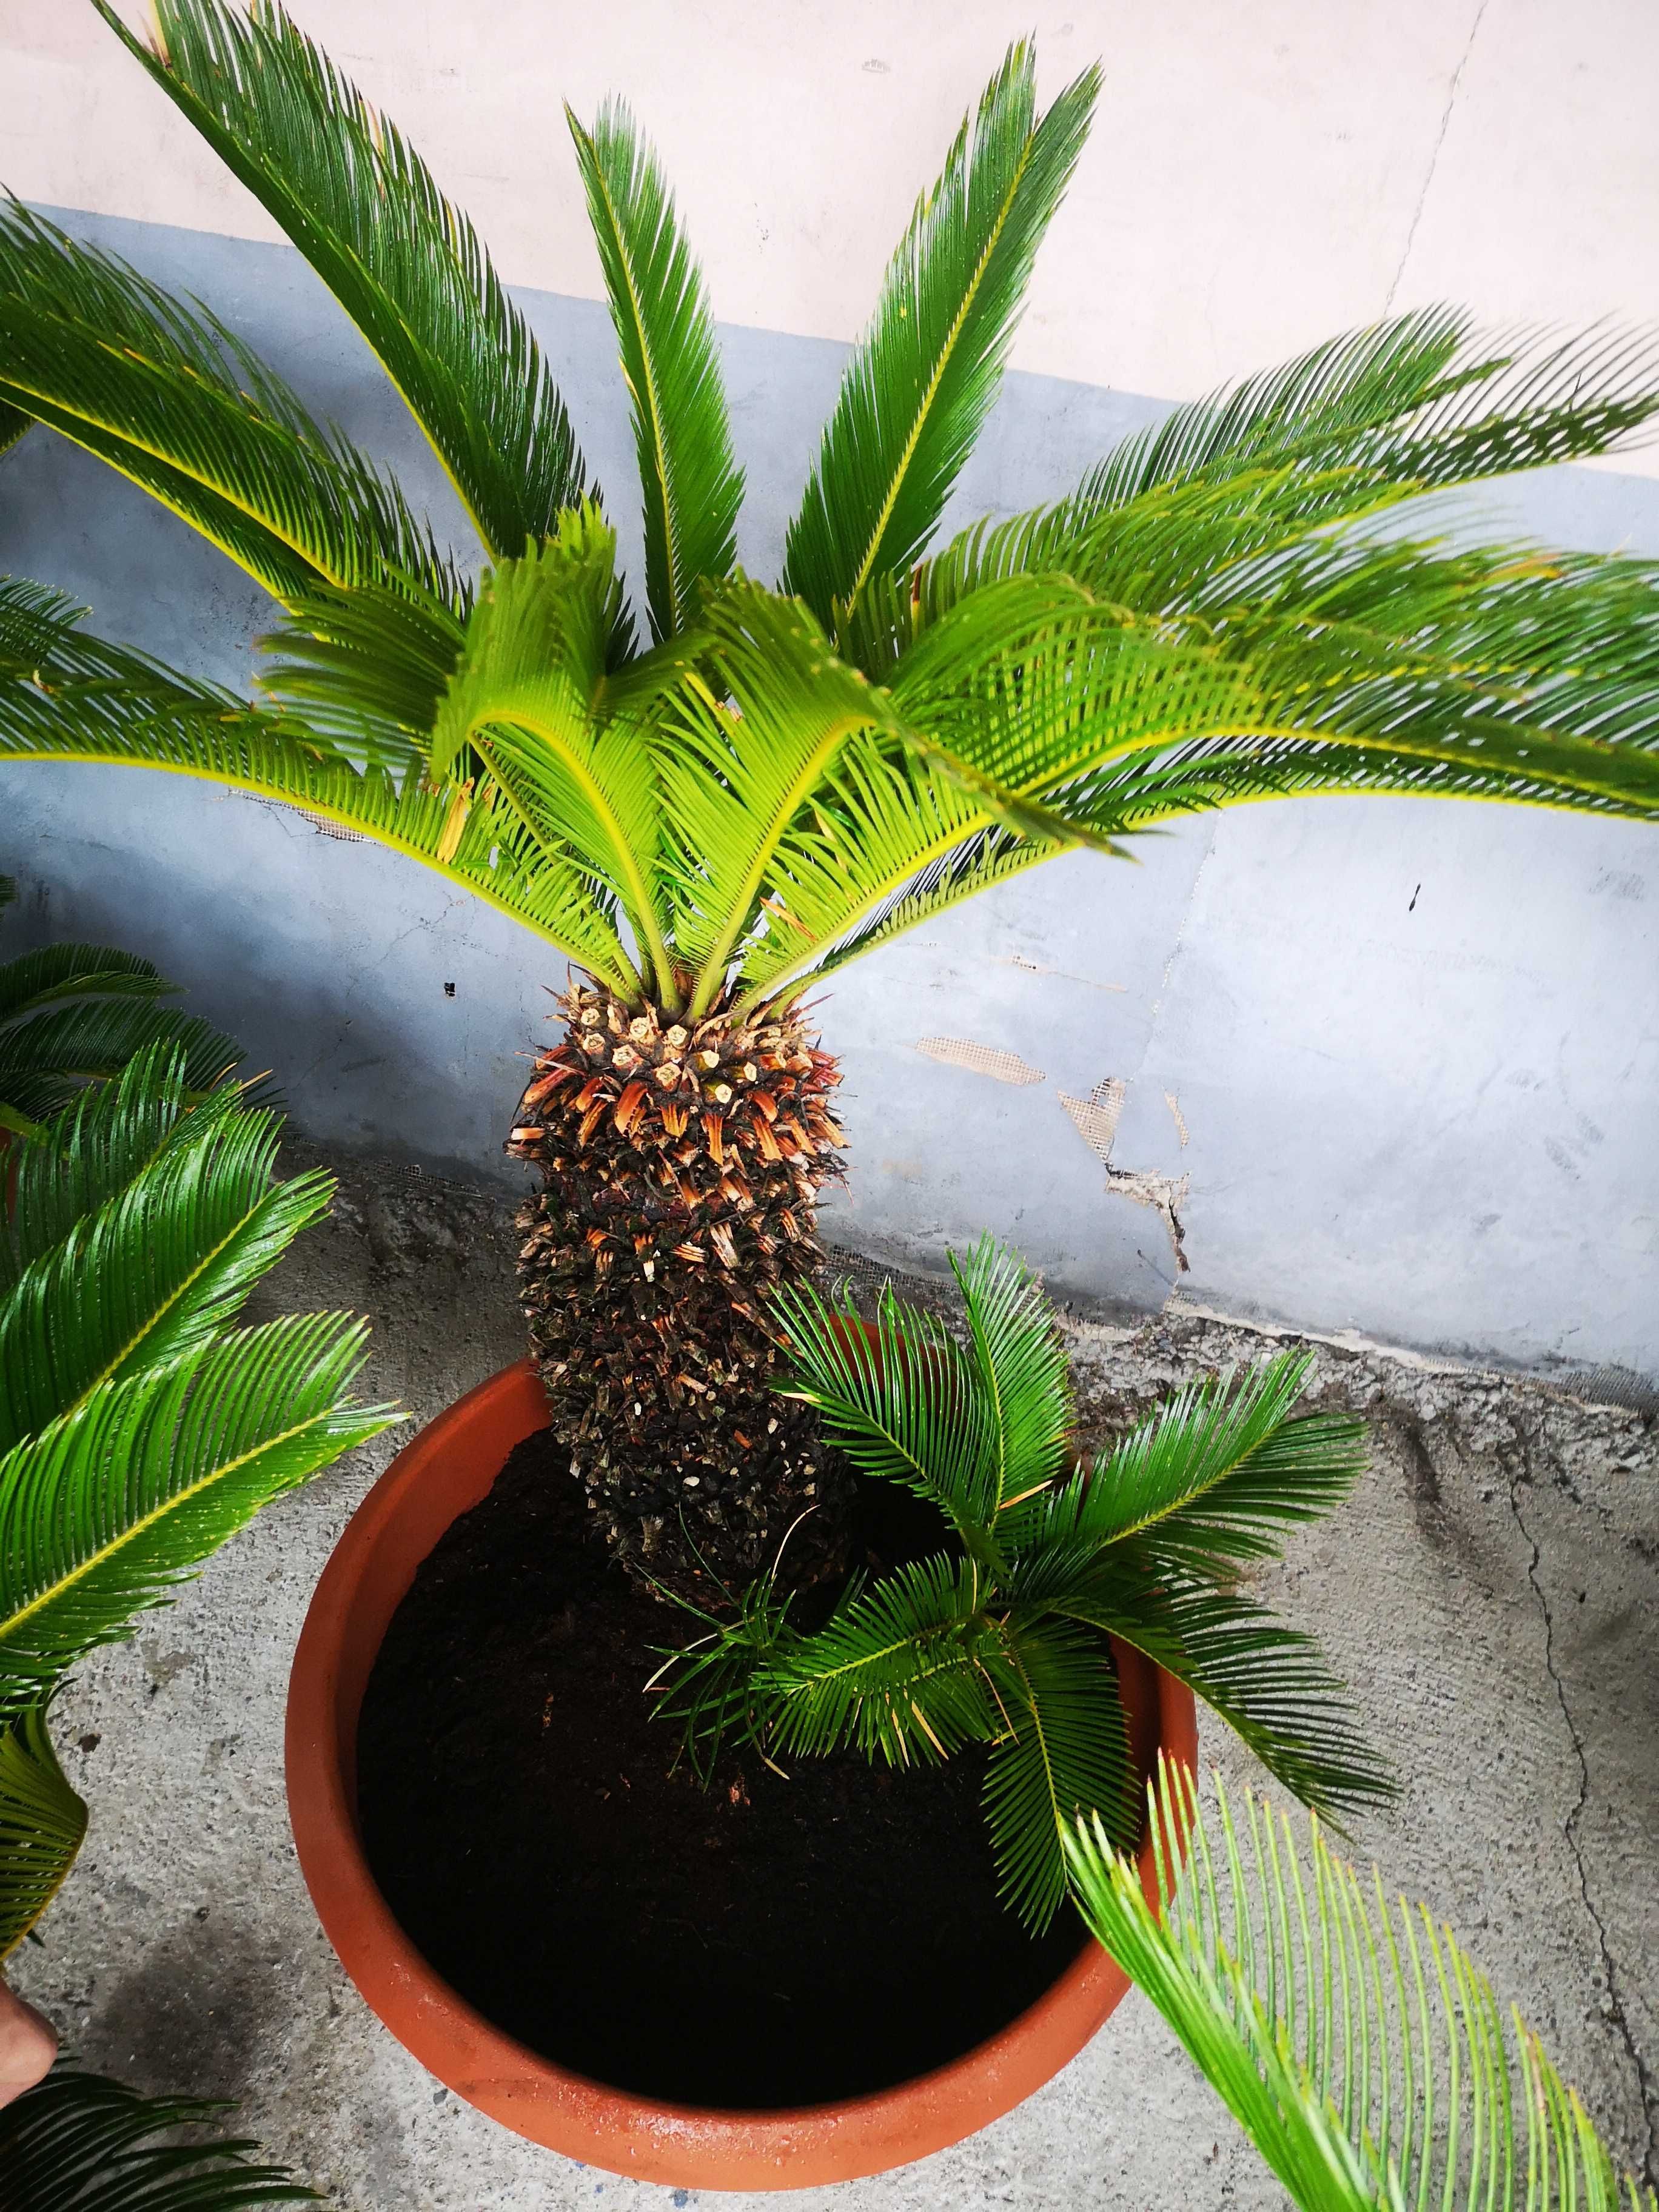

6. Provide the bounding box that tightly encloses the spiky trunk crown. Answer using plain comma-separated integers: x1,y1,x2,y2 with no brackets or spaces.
507,982,850,1601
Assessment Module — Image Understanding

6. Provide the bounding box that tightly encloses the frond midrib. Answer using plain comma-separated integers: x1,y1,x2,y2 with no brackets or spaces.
847,130,1038,605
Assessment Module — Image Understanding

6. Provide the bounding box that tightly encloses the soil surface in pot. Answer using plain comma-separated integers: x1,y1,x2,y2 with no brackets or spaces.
356,1427,1088,2108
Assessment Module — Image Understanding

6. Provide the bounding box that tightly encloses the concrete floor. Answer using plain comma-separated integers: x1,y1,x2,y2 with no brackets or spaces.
11,1144,1657,2209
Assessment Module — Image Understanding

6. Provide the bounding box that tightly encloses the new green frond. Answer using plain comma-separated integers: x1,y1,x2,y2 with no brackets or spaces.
0,1703,85,1961
0,2063,321,2209
570,99,743,640
950,1233,1071,1510
429,520,666,994
783,47,1099,623
769,1275,991,1545
96,0,591,559
1065,1765,1658,2212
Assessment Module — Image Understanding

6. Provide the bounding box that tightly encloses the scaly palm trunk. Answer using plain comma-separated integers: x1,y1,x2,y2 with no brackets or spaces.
507,984,851,1600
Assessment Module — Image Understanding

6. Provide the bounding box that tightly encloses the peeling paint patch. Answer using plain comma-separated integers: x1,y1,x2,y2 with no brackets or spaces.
914,1037,1045,1086
1059,1076,1191,1275
1165,1091,1188,1148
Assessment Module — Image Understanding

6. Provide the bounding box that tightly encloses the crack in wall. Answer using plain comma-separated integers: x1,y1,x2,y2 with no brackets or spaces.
1059,1077,1191,1275
1505,1426,1659,2190
1384,0,1491,311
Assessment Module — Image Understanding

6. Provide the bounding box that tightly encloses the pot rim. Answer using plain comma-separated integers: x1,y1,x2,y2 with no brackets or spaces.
286,1358,1198,2190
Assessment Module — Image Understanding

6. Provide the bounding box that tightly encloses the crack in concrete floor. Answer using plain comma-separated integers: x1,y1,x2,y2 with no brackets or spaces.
1507,1429,1659,2190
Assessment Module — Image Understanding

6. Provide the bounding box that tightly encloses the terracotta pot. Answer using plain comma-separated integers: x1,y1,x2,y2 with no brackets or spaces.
287,1359,1198,2190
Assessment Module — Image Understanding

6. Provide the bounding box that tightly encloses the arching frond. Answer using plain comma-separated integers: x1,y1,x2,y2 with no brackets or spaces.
782,45,1099,623
1050,1566,1390,1822
1008,1353,1361,1560
0,926,245,1131
1066,1766,1658,2212
569,99,742,640
0,1703,86,1961
0,2062,321,2209
0,1046,210,1288
93,0,590,559
0,1312,396,1719
256,577,467,769
0,205,456,608
0,1001,247,1128
0,1076,332,1452
1073,311,1659,515
0,584,637,988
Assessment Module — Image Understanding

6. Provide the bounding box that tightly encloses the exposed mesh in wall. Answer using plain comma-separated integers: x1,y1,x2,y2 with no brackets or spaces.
914,1037,1045,1086
250,797,368,843
1557,1364,1659,1415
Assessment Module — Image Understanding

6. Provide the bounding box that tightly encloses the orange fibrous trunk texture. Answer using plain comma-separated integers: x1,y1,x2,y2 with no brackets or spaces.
506,982,851,1601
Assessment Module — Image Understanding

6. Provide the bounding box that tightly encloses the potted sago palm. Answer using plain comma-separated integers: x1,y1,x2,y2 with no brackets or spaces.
293,1237,1386,2182
1,0,1656,2180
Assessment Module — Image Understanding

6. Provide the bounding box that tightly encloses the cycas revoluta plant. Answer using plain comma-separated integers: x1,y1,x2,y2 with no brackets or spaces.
1067,1763,1656,2212
655,1239,1389,1929
0,1040,398,1960
2,2,1658,1594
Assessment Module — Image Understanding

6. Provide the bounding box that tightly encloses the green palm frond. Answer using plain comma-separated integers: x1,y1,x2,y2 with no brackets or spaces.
0,936,246,1133
1051,1566,1390,1821
0,1001,248,1128
256,577,466,769
0,583,636,984
1066,1765,1657,2212
0,944,171,1023
769,1278,990,1546
782,45,1099,625
0,2062,320,2209
663,1239,1381,1929
757,1552,1000,1767
891,535,1659,853
984,1617,1138,1929
666,578,1119,1018
1010,1353,1361,1559
0,1068,333,1452
950,1234,1072,1512
0,1045,210,1285
94,0,589,559
569,99,742,640
0,204,457,608
0,1702,86,1960
1072,311,1659,515
0,1310,395,1719
0,399,28,461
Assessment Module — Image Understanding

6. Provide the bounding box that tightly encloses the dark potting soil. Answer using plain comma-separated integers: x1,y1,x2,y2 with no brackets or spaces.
356,1427,1088,2109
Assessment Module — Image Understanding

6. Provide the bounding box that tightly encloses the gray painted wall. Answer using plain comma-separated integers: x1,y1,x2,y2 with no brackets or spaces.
2,209,1655,1379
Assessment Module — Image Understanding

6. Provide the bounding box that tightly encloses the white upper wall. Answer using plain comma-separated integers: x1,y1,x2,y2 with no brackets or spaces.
5,0,1657,471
